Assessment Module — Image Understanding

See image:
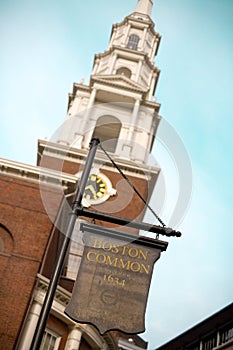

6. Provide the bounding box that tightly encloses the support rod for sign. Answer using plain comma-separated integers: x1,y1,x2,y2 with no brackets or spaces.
76,207,181,237
31,138,100,350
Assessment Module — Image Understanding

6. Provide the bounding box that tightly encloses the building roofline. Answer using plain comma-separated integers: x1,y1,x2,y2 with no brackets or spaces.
0,157,77,193
156,302,233,350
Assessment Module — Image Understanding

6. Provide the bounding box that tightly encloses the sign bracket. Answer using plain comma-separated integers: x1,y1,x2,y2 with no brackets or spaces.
77,207,181,237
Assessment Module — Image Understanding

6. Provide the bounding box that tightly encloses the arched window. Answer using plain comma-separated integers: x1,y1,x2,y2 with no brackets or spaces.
127,34,140,50
0,224,14,254
116,67,132,79
92,115,121,153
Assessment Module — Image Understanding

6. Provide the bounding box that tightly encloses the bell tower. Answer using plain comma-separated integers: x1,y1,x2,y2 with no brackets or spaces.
53,0,161,162
38,0,161,223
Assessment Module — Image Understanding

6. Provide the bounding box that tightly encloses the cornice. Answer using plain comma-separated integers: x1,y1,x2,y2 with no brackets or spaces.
94,46,160,74
89,75,160,109
95,45,145,60
72,82,90,95
90,74,147,94
142,99,161,110
36,273,71,306
37,139,160,179
0,157,77,193
68,83,91,109
127,13,155,30
111,13,156,33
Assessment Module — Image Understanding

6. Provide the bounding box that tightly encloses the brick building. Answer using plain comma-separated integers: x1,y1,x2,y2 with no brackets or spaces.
155,303,233,350
0,0,165,349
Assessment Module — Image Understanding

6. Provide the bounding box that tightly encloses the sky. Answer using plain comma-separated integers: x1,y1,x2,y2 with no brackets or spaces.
1,0,233,349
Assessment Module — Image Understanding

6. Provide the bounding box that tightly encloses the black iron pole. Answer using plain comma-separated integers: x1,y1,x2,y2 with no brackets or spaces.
31,138,100,350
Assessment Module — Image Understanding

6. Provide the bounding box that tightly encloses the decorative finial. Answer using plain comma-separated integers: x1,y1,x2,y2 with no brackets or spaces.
134,0,153,17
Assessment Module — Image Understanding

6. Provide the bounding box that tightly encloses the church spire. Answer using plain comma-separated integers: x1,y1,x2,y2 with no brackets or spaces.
134,0,153,17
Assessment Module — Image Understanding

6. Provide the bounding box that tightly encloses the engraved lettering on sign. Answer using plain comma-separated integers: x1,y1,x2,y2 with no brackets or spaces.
93,239,148,260
86,251,150,274
103,274,126,288
86,238,151,288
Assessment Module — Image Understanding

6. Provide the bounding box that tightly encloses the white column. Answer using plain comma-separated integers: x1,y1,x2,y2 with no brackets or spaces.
65,326,82,350
86,87,97,116
110,53,117,74
57,118,73,145
108,28,116,49
139,27,147,51
216,331,220,346
130,98,141,141
69,95,82,116
148,72,156,99
92,58,100,75
150,37,159,60
123,24,131,45
74,87,97,148
135,59,143,82
17,301,42,350
122,99,141,158
57,95,83,146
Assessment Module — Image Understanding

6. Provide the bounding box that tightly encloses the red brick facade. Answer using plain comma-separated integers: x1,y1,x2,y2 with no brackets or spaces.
39,151,152,228
0,175,61,349
0,148,155,349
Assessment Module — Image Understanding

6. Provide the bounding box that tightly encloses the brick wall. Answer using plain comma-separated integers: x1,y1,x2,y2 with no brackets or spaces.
0,175,61,349
39,155,150,229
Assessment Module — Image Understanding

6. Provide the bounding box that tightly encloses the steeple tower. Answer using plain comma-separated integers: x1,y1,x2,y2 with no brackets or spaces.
56,0,161,165
134,0,153,17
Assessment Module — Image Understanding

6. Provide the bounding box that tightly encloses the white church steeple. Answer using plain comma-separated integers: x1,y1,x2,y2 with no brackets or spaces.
57,0,161,164
134,0,153,17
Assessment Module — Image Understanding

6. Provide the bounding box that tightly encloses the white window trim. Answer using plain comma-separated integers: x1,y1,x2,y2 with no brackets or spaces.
40,328,61,350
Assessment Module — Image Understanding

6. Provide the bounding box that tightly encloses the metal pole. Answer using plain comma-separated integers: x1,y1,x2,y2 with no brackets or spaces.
31,138,100,350
77,207,181,237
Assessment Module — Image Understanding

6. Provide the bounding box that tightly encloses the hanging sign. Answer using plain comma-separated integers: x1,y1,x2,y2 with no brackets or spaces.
65,223,168,335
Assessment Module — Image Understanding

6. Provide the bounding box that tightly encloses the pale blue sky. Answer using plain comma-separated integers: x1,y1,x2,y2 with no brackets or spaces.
0,0,233,349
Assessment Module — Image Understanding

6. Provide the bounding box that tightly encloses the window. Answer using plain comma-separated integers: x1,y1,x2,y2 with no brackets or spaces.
202,333,217,350
116,67,132,79
92,115,121,153
226,327,233,342
127,34,140,50
39,329,61,350
0,224,14,254
219,323,233,345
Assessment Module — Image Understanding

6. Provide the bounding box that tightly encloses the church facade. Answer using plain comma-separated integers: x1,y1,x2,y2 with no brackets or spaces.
0,1,164,349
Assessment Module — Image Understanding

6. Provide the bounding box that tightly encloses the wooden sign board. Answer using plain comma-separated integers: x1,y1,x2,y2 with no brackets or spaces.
65,223,168,335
